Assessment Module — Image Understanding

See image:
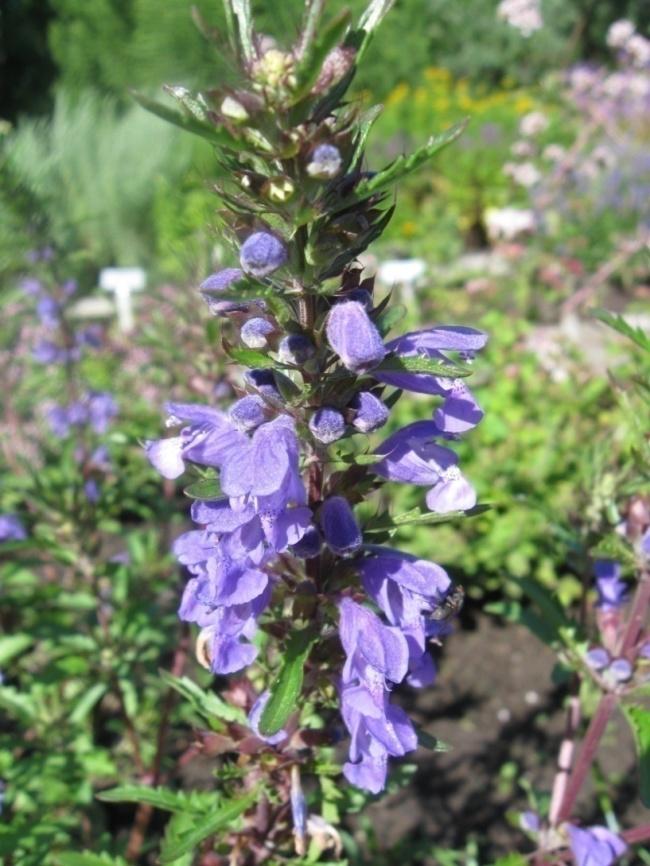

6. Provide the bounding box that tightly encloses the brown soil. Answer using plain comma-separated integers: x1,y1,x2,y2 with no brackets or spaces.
358,613,646,863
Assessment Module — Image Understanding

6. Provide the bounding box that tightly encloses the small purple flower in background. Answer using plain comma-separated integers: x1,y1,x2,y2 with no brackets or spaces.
36,296,61,329
0,515,27,542
566,824,626,866
240,232,288,278
594,560,628,610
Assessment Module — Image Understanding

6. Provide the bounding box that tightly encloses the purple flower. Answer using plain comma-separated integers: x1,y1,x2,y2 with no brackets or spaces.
519,810,541,833
241,317,276,348
248,691,288,746
320,496,362,555
326,301,386,373
585,647,610,670
36,296,61,329
278,334,315,365
229,395,267,432
338,599,417,792
84,479,101,502
201,268,245,293
200,268,251,315
594,560,628,610
309,407,346,443
240,232,288,277
350,391,389,433
358,548,450,685
244,368,280,398
566,824,626,866
290,525,322,558
0,514,27,542
307,144,342,179
33,339,67,365
608,658,633,682
19,277,43,296
88,392,117,433
146,403,248,480
374,327,486,433
640,641,650,659
374,421,476,513
47,404,73,437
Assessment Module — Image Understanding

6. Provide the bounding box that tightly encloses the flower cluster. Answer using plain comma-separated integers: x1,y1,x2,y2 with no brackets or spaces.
496,0,543,37
22,268,117,501
145,1,486,793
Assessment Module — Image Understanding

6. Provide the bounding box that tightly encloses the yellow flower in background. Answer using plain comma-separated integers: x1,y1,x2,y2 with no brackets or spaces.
386,82,409,106
401,221,418,237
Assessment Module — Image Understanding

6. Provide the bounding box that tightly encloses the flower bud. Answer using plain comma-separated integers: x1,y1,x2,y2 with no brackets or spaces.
240,317,276,348
240,232,288,278
585,647,610,670
278,334,315,365
609,658,633,683
326,301,386,373
263,176,295,203
290,525,322,559
309,407,345,443
244,368,280,398
313,46,356,94
200,268,244,293
229,395,266,432
220,95,249,122
320,496,362,555
307,144,342,180
350,392,389,433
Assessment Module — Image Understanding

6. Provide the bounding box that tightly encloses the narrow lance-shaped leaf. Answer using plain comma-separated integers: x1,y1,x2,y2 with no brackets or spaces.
623,704,650,807
592,308,650,354
258,627,317,736
160,671,247,725
352,120,468,199
160,789,259,862
297,0,326,59
375,353,472,378
231,0,255,63
291,8,352,102
354,0,397,61
350,104,383,167
98,784,212,814
131,91,241,150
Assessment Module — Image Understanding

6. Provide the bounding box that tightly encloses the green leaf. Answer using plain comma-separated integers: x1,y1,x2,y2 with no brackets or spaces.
69,683,108,724
0,633,32,665
160,790,259,862
350,104,383,166
365,504,489,533
292,9,352,102
56,854,128,866
258,628,317,736
592,308,650,354
375,353,471,378
225,345,277,368
354,0,396,60
0,686,38,724
231,0,255,63
131,91,239,149
375,303,406,337
184,478,222,500
623,704,650,806
417,729,451,752
160,672,247,725
98,784,209,813
352,121,467,199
